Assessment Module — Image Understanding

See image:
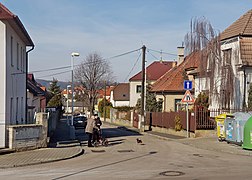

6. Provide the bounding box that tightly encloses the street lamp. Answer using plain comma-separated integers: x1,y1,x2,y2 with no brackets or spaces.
71,52,79,125
66,85,71,125
69,52,79,139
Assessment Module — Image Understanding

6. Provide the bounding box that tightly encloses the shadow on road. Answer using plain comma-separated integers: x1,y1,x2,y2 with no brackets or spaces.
49,118,142,148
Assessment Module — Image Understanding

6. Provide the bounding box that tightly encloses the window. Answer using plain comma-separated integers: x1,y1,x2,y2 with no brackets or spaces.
22,48,25,72
174,99,182,112
10,98,13,122
20,47,23,72
17,43,19,70
136,85,141,93
223,49,232,66
11,36,13,66
16,97,18,124
21,97,23,120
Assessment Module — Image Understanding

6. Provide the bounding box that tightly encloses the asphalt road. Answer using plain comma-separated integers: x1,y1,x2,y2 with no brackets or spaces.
1,123,252,180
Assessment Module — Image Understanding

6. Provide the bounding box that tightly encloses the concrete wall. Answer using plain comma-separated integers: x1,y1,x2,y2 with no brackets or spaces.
8,113,48,151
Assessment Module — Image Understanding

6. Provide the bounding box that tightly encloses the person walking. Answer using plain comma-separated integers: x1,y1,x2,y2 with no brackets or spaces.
93,114,102,143
85,116,97,147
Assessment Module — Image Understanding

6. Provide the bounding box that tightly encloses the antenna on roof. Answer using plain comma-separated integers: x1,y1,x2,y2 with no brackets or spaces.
160,50,163,63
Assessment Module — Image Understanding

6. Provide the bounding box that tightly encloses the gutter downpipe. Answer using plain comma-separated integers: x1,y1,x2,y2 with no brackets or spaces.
25,46,35,123
243,67,247,110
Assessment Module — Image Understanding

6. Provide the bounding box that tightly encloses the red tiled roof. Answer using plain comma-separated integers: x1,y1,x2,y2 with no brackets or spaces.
129,61,175,81
97,86,114,98
151,52,200,92
240,37,252,66
221,9,252,41
0,3,34,46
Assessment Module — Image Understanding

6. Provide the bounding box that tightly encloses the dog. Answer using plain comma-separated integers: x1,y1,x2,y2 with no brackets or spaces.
136,138,142,144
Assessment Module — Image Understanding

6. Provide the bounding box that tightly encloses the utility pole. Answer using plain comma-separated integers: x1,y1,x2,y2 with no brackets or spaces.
141,45,146,131
104,80,106,122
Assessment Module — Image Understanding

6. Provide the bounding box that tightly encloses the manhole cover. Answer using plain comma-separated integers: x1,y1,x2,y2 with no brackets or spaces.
159,171,185,177
91,150,106,153
117,150,134,153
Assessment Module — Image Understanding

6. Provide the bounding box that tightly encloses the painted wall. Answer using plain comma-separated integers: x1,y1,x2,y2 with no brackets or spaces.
5,22,27,125
129,80,155,107
0,20,27,147
0,21,6,147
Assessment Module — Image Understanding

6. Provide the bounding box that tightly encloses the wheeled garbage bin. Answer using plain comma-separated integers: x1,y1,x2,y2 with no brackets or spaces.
242,116,252,150
225,117,236,143
215,114,233,141
233,112,252,145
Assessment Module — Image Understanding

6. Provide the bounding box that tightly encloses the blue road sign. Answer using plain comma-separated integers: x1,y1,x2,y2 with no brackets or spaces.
183,80,192,90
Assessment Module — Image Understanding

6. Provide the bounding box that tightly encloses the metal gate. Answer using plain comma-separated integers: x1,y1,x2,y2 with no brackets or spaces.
133,112,139,128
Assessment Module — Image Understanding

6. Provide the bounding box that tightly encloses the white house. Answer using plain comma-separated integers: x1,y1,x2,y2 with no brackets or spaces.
110,83,130,107
0,3,34,148
195,9,252,110
129,61,175,107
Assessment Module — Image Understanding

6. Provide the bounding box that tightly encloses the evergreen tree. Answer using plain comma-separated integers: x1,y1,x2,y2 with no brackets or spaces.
248,83,252,109
47,78,62,107
135,84,162,113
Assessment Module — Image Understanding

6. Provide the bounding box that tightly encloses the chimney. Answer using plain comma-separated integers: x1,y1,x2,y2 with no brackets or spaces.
177,46,184,66
172,60,177,68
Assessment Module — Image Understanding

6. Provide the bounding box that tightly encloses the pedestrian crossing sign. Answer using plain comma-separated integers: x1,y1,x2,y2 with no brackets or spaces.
181,90,195,103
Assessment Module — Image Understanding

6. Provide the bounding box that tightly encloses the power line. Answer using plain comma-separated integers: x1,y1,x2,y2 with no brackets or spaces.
30,48,142,74
36,70,71,79
123,51,142,82
147,50,160,60
105,48,141,60
147,48,177,56
30,65,71,73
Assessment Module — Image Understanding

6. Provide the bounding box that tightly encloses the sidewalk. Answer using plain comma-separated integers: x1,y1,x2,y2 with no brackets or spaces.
146,129,252,156
0,119,84,169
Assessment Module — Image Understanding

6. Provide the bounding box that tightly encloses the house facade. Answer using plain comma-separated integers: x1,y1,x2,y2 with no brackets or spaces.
129,61,175,107
195,9,252,110
110,83,130,107
151,51,200,112
0,3,34,147
27,74,47,123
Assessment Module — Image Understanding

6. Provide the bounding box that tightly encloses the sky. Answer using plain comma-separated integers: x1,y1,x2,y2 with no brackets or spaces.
1,0,251,83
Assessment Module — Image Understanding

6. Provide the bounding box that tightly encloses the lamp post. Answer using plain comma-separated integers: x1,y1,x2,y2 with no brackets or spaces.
66,85,71,125
69,52,79,139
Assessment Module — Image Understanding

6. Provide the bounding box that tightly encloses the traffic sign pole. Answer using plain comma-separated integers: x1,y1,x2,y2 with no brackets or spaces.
186,102,189,138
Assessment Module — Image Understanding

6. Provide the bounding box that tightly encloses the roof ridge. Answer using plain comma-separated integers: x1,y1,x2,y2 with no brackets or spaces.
242,9,252,34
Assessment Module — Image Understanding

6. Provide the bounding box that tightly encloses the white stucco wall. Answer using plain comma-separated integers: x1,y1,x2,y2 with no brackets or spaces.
129,81,142,107
114,101,130,107
5,22,27,125
129,80,155,107
0,21,27,147
0,21,6,147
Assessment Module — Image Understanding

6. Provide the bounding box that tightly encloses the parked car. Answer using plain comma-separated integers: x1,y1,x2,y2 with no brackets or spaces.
73,116,87,129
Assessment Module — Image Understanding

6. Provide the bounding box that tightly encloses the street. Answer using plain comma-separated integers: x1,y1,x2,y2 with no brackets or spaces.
1,123,252,180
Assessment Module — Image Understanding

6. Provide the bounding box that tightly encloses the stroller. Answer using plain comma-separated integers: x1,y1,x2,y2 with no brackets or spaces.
93,127,108,147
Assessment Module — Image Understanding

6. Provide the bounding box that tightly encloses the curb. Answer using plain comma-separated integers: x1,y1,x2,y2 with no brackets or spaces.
0,147,84,169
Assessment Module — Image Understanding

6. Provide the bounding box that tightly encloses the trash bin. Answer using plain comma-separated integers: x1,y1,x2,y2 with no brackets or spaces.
225,117,235,143
215,114,233,141
242,116,252,150
233,112,252,145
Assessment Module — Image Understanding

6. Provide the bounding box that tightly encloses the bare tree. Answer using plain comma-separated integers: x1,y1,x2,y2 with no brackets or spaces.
74,52,113,114
184,17,235,109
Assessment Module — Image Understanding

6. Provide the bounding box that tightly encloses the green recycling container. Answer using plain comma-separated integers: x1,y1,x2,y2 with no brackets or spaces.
242,116,252,150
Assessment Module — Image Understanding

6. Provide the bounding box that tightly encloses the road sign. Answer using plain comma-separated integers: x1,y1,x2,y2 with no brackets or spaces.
181,90,195,103
183,80,192,90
